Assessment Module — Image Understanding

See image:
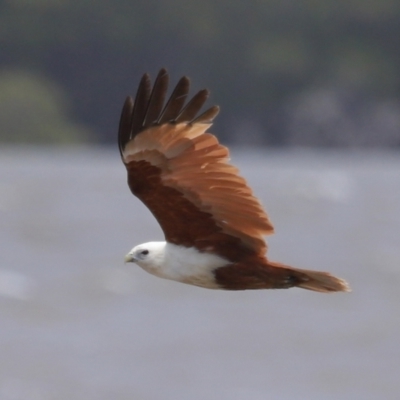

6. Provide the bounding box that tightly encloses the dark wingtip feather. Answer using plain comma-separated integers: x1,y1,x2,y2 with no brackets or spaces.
191,105,220,124
118,96,134,156
175,89,210,122
118,69,219,154
158,76,190,124
144,69,169,127
130,73,152,137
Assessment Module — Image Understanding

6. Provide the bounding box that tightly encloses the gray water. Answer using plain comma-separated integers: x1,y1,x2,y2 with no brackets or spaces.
1,147,399,400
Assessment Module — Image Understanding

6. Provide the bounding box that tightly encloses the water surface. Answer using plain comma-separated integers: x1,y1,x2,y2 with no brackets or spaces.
1,147,399,400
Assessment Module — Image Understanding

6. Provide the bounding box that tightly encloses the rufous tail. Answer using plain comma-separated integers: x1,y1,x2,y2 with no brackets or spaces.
267,260,351,293
292,267,350,293
214,259,350,292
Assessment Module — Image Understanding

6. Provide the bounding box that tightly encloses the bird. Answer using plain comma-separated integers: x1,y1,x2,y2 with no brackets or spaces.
119,68,350,293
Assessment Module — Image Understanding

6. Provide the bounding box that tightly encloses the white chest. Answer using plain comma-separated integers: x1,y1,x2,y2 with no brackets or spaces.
138,242,228,289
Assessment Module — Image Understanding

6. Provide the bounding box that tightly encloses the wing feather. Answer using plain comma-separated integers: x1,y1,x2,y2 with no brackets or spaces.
158,76,190,123
118,97,134,157
175,89,210,122
130,74,151,136
143,69,169,126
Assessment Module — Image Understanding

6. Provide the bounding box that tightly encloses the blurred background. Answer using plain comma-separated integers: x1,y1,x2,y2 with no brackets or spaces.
1,0,400,146
1,1,400,399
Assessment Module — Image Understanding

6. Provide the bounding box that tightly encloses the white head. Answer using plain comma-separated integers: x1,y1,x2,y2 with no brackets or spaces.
123,241,227,288
124,241,166,274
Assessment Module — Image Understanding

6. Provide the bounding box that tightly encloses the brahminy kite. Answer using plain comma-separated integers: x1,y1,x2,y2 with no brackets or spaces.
119,69,350,293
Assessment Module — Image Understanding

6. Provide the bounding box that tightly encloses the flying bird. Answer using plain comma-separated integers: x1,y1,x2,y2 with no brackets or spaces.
119,69,350,293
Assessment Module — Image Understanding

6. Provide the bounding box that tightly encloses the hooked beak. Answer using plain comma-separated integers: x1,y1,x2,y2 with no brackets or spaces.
124,253,135,264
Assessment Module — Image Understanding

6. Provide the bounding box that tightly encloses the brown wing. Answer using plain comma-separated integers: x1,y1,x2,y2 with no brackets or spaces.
118,69,274,261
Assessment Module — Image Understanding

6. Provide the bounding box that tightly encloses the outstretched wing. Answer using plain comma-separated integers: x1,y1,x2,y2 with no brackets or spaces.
118,69,274,261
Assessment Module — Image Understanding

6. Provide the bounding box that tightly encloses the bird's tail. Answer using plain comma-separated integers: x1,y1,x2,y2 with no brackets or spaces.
214,259,350,292
293,268,350,292
268,260,351,293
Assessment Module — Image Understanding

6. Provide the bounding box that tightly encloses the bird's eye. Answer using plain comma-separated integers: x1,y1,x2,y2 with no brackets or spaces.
141,250,149,255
